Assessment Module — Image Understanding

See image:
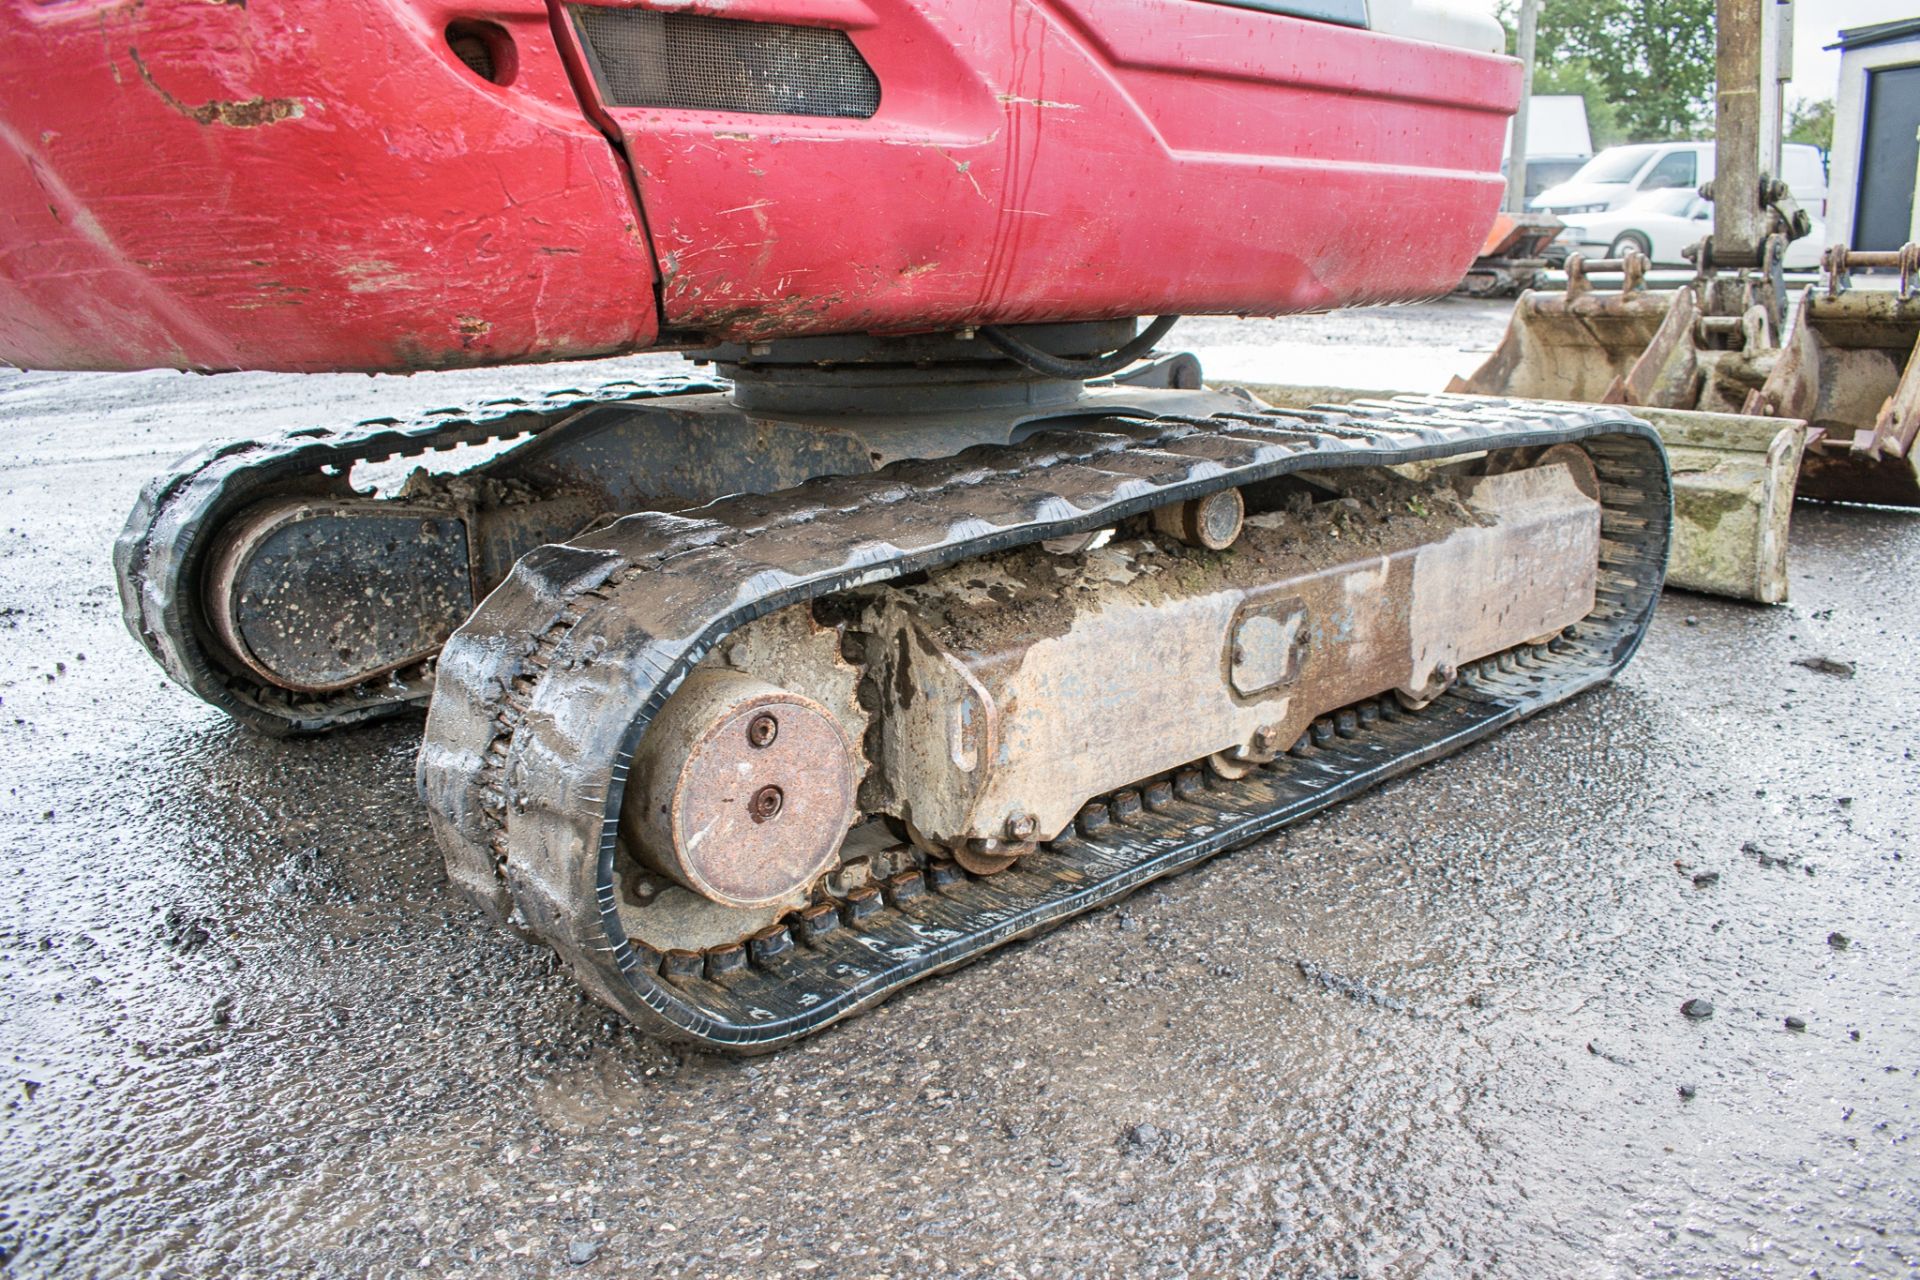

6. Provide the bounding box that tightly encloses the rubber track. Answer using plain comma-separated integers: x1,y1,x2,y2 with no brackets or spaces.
114,373,725,735
419,395,1670,1051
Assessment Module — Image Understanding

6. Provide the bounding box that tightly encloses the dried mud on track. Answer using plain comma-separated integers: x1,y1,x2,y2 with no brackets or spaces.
3,304,1918,1278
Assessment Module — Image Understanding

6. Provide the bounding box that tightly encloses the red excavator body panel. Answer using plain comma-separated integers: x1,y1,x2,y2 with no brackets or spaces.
0,0,1518,373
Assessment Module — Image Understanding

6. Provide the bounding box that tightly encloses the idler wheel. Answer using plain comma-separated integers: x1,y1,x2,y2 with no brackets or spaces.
620,671,855,909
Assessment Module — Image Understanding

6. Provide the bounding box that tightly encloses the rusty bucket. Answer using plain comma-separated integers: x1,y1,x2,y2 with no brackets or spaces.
1450,250,1784,414
1448,252,1670,401
1746,246,1920,507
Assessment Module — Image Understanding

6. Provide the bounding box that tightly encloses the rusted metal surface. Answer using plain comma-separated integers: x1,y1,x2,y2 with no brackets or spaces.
205,499,474,694
952,839,1031,877
620,603,869,923
1823,243,1920,291
1150,488,1245,550
1616,285,1776,417
855,462,1598,856
1229,594,1309,699
1710,0,1770,268
1749,258,1920,507
1452,248,1774,419
620,602,879,915
1562,253,1651,294
621,671,857,910
1446,253,1665,403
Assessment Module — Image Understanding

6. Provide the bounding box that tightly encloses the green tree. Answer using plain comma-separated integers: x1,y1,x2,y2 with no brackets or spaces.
1501,0,1717,142
1787,98,1834,151
1529,58,1626,149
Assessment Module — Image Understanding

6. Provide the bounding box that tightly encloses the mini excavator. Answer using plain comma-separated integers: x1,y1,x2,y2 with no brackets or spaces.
0,0,1668,1049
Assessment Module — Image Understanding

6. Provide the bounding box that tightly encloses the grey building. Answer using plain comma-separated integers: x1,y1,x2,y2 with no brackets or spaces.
1825,18,1920,252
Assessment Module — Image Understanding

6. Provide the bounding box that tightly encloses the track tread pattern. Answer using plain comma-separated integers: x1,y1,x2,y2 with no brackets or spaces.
114,374,725,734
420,394,1670,1051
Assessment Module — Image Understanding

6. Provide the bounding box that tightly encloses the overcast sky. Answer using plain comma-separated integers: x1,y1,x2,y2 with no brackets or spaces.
1778,0,1916,103
1466,0,1919,106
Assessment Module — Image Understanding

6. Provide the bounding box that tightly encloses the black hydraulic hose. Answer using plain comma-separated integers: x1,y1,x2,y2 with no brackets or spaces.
978,315,1181,378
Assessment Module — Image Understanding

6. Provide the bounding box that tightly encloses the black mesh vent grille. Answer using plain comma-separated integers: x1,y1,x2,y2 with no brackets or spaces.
570,7,880,118
449,32,496,82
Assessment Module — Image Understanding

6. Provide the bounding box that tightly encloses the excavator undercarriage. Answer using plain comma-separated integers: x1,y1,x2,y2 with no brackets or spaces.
119,333,1669,1050
10,0,1675,1048
421,397,1666,1050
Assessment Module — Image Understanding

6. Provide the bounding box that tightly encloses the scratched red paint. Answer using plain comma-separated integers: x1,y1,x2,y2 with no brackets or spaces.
0,0,658,372
0,0,1519,373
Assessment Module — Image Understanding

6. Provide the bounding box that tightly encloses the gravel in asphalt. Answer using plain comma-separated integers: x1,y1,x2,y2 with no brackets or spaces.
2,304,1916,1278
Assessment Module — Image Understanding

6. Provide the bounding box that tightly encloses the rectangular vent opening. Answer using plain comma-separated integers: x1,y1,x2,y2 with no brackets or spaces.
570,7,880,119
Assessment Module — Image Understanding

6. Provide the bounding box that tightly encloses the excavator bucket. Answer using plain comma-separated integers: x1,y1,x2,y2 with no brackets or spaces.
1450,252,1782,412
1648,408,1805,604
1448,254,1669,399
1233,381,1803,605
1746,257,1920,508
1449,251,1820,603
1454,243,1920,544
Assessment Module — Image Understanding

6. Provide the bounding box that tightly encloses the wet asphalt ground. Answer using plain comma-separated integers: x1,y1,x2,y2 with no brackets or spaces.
2,302,1917,1279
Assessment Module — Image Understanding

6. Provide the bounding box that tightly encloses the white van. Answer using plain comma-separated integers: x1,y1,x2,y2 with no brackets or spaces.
1531,141,1828,218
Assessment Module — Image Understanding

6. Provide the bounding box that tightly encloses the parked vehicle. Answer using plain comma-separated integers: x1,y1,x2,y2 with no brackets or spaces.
1502,154,1587,201
1549,188,1827,268
1501,94,1592,201
1533,141,1828,217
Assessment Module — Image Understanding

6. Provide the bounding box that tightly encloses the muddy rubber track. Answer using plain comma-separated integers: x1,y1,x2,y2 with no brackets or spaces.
419,395,1670,1051
114,374,724,735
